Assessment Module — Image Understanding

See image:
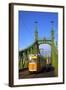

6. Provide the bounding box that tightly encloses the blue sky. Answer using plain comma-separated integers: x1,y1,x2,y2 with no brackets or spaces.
39,44,51,57
19,11,58,50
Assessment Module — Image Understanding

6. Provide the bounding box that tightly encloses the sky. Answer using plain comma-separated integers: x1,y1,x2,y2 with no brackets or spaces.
18,11,58,50
39,44,51,57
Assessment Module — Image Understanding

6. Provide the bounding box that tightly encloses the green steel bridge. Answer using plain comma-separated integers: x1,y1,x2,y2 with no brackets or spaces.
19,21,58,76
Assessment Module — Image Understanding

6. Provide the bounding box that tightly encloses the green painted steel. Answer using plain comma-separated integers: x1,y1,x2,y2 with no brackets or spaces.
19,21,58,76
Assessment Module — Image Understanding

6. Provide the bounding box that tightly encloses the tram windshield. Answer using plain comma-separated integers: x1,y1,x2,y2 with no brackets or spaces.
28,54,37,63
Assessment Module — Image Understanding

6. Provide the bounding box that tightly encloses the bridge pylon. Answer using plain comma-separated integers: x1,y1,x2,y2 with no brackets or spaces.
34,21,38,41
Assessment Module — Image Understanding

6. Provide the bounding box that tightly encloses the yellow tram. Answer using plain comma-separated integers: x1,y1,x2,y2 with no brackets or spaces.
28,54,40,73
28,54,51,73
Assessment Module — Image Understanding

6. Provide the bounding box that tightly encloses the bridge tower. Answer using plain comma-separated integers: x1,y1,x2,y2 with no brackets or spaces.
34,21,40,55
34,21,38,41
51,21,58,76
51,21,54,65
51,21,54,43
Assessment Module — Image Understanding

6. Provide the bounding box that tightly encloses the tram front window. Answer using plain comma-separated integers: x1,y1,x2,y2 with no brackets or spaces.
29,59,37,63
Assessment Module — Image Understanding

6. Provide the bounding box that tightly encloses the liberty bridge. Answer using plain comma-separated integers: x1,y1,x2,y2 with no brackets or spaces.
19,21,58,79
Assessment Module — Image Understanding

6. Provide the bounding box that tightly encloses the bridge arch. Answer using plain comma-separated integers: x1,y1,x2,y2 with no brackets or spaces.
39,44,51,57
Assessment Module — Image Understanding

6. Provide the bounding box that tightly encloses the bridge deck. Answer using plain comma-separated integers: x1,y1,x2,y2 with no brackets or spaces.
19,66,57,79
